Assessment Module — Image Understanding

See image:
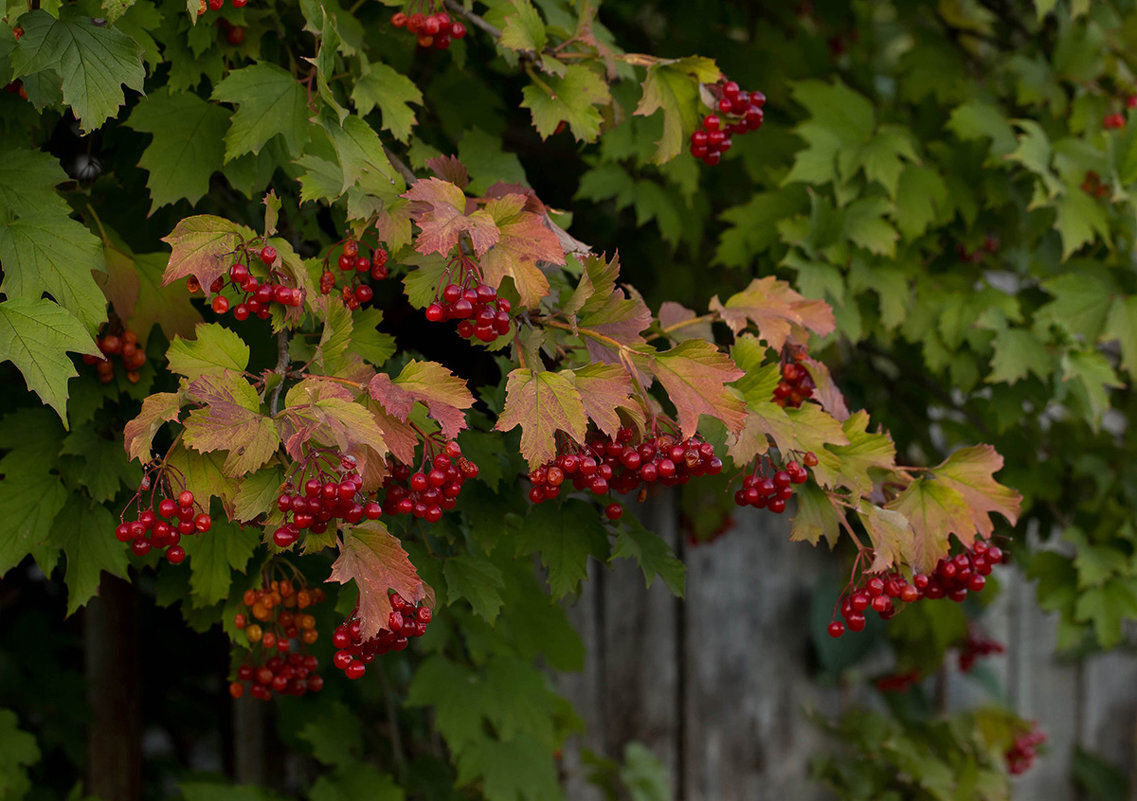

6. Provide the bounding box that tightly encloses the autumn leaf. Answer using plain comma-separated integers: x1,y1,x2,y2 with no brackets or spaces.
710,276,836,350
929,445,1022,540
659,301,713,342
425,154,469,188
495,369,588,467
800,355,850,421
649,339,746,438
571,363,643,438
278,378,387,472
328,520,432,640
479,193,564,308
857,500,915,573
367,360,474,440
790,482,844,548
824,411,896,495
123,391,182,463
402,178,499,258
160,215,256,294
182,371,280,477
885,477,971,571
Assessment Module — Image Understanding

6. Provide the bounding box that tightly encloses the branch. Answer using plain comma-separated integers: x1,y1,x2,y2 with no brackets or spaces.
443,0,502,39
270,329,290,415
382,144,418,186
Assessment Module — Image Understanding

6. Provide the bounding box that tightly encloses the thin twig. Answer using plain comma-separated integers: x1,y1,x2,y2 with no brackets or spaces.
443,0,502,38
270,329,290,414
383,144,418,186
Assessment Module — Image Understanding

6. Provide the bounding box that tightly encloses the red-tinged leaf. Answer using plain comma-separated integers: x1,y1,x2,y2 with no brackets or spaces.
885,478,971,572
494,369,588,468
367,399,418,465
563,252,619,320
930,445,1022,540
160,214,256,293
182,371,280,477
726,402,786,465
727,402,847,480
709,276,836,350
368,360,474,440
790,482,844,548
571,363,643,439
479,193,564,308
824,410,896,495
857,500,914,574
278,378,387,473
402,178,500,257
483,181,547,215
426,154,469,188
659,301,713,343
800,355,850,421
650,339,746,438
328,520,432,640
123,391,182,462
375,200,414,252
580,287,653,366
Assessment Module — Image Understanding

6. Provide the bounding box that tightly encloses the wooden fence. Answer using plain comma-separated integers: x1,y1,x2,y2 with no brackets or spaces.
553,502,1137,801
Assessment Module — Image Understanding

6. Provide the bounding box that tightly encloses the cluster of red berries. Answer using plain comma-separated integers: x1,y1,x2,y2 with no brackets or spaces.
82,329,146,384
391,6,467,49
217,18,246,46
873,669,921,694
773,358,815,409
527,428,724,520
231,580,325,700
1103,111,1129,130
115,489,210,564
201,0,246,11
733,453,814,514
827,541,1005,638
1005,724,1046,775
319,239,389,310
332,593,431,679
954,235,1000,264
1081,170,1110,199
273,456,369,547
958,629,1005,673
377,441,478,523
689,79,766,165
424,281,513,344
186,245,304,319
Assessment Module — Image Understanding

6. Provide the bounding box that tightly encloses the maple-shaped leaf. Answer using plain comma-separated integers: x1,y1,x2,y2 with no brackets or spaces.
857,500,915,574
726,402,848,478
161,214,257,295
10,8,145,133
564,252,619,319
232,465,286,523
165,445,233,517
166,322,250,380
99,248,201,344
367,360,474,440
634,55,720,163
650,339,746,438
479,193,564,308
123,391,182,463
366,399,418,466
790,482,844,548
211,62,309,162
402,178,499,258
328,520,431,640
571,363,642,439
351,58,423,144
928,445,1022,541
521,63,611,142
800,355,850,421
885,477,970,572
659,301,713,342
278,378,386,472
725,402,785,465
710,276,836,350
495,369,588,468
824,411,896,495
579,286,654,366
183,370,280,477
425,155,469,188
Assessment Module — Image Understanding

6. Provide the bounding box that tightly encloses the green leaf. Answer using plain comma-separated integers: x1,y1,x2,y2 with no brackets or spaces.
858,127,918,197
178,516,260,608
946,99,1017,157
894,165,949,240
611,514,685,596
211,62,309,161
59,426,138,502
619,742,671,801
310,764,404,801
0,214,108,334
48,496,129,615
1075,580,1137,648
179,782,287,801
1062,349,1122,427
520,499,610,598
826,411,896,495
0,469,68,577
0,146,71,222
885,478,972,572
166,446,231,512
183,371,280,477
1103,295,1137,377
499,0,546,53
930,445,1022,541
232,465,285,523
297,702,364,768
444,554,505,622
523,63,611,143
455,735,563,801
167,323,251,379
351,59,422,143
10,9,144,132
856,500,915,573
1036,270,1114,341
988,327,1051,384
494,368,587,468
323,114,401,197
791,78,875,146
345,308,395,367
0,298,99,422
1055,188,1109,260
843,197,897,257
124,88,230,211
633,56,718,163
790,482,844,548
0,709,39,801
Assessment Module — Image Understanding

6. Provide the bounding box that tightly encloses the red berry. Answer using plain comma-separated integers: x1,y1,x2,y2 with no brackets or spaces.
178,490,195,508
211,295,229,314
260,245,277,265
194,513,211,533
605,503,623,521
827,621,845,638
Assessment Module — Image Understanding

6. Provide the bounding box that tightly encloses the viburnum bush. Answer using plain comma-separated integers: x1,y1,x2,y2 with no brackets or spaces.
3,0,1132,798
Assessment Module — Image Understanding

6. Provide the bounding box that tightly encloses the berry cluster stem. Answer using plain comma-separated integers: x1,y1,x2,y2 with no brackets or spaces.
270,329,290,415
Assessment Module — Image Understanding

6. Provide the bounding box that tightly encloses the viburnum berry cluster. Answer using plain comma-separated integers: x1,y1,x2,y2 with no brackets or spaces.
873,669,921,694
958,628,1005,673
772,355,815,408
202,0,247,11
527,427,723,520
1005,724,1046,775
115,470,211,564
332,593,431,679
273,454,368,547
1081,170,1110,198
186,244,303,319
732,452,813,515
231,578,326,700
424,258,513,343
377,440,478,523
689,79,766,165
827,541,1005,637
390,3,467,49
319,238,389,309
83,328,145,384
